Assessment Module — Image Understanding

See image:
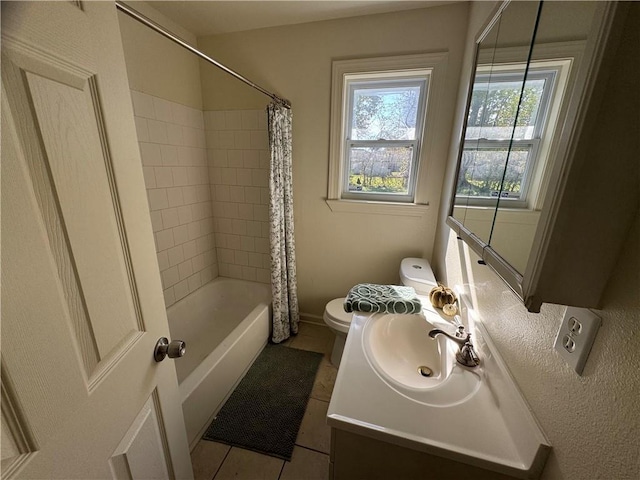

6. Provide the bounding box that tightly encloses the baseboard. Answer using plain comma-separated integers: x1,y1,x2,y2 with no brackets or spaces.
299,311,324,326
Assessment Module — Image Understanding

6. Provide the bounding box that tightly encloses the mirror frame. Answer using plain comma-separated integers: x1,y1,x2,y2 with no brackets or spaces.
447,0,624,312
446,0,530,301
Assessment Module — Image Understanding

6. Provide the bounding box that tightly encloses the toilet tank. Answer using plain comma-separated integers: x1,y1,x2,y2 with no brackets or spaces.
399,257,437,295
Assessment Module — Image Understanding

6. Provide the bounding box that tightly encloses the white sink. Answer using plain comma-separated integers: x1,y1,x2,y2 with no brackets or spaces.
362,313,451,389
361,312,481,406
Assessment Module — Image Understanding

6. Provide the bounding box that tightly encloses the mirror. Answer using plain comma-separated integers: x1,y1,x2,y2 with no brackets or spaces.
449,0,599,275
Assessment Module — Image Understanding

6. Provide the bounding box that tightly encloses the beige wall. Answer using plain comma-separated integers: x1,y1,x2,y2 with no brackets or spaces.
197,3,470,317
118,1,203,109
435,2,640,478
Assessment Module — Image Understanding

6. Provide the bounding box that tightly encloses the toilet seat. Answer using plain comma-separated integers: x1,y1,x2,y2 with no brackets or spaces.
323,297,352,333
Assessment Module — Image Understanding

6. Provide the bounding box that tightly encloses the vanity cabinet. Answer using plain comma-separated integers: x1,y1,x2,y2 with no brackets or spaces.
447,1,638,312
330,429,517,480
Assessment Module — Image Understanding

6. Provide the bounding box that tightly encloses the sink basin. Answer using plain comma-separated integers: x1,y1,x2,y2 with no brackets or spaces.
361,312,482,406
362,313,452,390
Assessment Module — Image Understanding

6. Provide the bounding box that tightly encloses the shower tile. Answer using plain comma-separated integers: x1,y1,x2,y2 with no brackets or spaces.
234,250,248,266
225,234,241,250
163,287,175,308
216,218,233,234
244,187,261,205
260,188,270,206
251,169,268,188
280,446,329,480
156,250,169,271
155,167,174,188
236,168,252,186
206,130,220,149
155,229,174,251
173,225,189,245
172,167,189,187
255,238,269,254
243,150,260,169
174,279,189,301
250,130,268,150
142,167,156,189
167,245,184,267
259,150,270,169
178,259,194,280
229,186,245,203
248,252,262,268
166,187,184,208
211,111,226,131
134,116,149,143
231,219,247,236
240,236,255,252
241,266,257,281
139,142,162,166
238,204,254,221
167,123,184,147
215,185,231,202
183,186,199,205
227,150,243,168
218,131,235,149
234,131,251,150
153,97,173,123
257,111,267,131
147,119,169,144
183,126,201,148
218,263,230,277
227,264,242,279
256,268,270,284
191,440,229,480
149,211,163,233
192,253,206,271
187,271,202,292
178,205,193,225
253,205,269,222
161,266,179,289
222,202,239,219
188,221,202,241
201,266,214,284
221,168,237,186
246,221,262,238
196,184,211,201
130,91,155,119
213,447,282,480
161,208,179,229
183,240,198,260
172,102,190,127
160,145,179,166
211,149,228,167
209,167,222,185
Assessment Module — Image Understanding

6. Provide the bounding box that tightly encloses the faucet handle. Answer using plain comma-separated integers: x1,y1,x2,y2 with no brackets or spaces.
455,324,466,338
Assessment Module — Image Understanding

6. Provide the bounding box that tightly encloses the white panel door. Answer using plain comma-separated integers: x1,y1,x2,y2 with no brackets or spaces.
1,1,193,478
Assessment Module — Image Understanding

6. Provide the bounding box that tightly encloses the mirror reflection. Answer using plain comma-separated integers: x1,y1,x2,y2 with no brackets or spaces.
452,1,598,274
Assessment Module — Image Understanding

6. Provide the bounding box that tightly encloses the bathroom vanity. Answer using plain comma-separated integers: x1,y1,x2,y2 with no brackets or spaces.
327,303,550,479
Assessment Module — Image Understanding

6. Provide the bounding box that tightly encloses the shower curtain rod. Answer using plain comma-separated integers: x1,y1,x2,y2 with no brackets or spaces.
115,1,291,109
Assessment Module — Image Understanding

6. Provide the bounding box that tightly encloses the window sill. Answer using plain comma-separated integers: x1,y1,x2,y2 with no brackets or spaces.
325,199,430,216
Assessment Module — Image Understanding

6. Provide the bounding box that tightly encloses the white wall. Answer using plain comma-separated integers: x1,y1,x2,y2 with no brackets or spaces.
434,2,640,478
197,3,470,317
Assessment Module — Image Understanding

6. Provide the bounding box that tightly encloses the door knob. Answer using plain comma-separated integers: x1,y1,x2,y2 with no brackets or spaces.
154,337,186,362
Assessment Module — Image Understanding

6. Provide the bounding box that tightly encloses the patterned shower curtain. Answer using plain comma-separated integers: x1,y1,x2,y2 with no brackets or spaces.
267,102,299,343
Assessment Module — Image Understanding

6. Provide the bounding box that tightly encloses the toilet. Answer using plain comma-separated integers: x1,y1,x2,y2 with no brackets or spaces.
323,257,438,367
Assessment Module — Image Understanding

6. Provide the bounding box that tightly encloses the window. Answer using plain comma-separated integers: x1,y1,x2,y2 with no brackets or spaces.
342,74,429,203
456,64,561,208
328,53,447,213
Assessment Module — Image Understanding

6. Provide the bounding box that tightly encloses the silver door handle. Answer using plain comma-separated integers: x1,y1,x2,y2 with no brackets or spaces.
154,337,186,362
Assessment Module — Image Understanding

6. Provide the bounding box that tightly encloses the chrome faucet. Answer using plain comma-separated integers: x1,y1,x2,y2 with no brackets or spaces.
429,327,480,368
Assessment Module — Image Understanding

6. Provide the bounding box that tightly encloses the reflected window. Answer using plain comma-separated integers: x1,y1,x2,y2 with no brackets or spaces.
457,65,558,207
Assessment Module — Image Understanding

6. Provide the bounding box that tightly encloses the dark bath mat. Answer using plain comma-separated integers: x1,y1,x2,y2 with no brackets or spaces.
203,344,323,461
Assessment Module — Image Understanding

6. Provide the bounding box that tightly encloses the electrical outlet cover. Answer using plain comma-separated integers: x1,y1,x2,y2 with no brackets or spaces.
554,307,601,375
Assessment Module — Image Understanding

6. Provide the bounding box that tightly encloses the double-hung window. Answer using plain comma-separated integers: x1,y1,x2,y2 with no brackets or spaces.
456,64,560,208
328,53,447,210
342,73,429,203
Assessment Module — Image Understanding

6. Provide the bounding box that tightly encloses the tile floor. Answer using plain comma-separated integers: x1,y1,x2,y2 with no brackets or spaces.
190,322,338,480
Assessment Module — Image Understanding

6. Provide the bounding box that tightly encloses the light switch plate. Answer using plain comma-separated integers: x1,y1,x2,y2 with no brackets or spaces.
554,307,601,375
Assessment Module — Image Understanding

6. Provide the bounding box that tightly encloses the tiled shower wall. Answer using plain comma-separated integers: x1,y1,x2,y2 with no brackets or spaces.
131,91,272,308
205,110,271,285
131,90,218,308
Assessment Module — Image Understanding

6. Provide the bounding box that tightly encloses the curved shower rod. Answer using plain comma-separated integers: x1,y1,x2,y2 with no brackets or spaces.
115,1,291,109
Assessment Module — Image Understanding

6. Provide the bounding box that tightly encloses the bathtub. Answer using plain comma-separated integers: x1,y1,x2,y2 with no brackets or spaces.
167,277,271,448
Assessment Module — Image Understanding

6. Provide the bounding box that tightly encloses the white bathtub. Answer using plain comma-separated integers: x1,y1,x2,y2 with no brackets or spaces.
167,277,271,449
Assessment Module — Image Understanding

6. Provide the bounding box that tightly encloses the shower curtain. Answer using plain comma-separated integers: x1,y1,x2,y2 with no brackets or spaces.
267,102,299,343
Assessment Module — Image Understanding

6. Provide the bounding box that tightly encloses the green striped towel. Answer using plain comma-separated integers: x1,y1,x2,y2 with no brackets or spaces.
344,283,422,314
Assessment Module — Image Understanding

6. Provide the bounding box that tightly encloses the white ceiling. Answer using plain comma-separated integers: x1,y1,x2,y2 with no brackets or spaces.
149,1,454,36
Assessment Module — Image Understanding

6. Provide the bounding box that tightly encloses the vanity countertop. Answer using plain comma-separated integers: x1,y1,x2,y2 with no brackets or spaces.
327,305,550,479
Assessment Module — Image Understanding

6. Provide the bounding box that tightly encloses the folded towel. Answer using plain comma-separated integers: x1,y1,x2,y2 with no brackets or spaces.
344,283,422,314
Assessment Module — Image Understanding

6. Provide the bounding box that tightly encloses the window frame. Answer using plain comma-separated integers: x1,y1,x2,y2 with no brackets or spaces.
327,53,449,215
342,75,429,203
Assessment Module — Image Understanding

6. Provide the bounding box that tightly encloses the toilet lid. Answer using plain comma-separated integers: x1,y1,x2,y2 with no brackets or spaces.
324,298,352,328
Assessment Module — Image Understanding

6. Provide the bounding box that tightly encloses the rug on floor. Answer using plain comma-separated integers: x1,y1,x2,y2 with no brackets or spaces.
202,344,323,461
